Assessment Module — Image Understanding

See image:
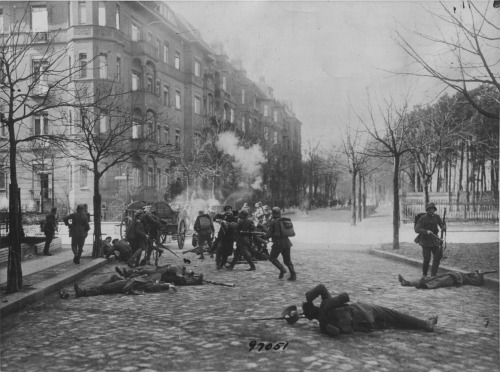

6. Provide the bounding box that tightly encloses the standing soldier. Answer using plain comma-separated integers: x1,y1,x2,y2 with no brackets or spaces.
415,202,447,277
267,207,296,281
42,207,58,256
126,210,148,267
227,209,256,271
63,204,90,264
193,210,215,260
213,205,237,269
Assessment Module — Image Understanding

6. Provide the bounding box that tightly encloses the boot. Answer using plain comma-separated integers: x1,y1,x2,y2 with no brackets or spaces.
422,261,430,277
425,315,439,332
270,258,287,279
226,254,239,270
242,249,256,271
286,263,296,281
74,283,86,298
398,274,410,286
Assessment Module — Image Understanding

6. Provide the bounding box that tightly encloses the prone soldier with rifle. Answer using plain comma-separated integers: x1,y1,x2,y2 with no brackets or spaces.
398,269,497,289
414,202,447,278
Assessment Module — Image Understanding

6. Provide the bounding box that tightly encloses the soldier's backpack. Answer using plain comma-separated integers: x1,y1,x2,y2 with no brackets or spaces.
198,215,212,231
279,217,296,238
413,212,426,244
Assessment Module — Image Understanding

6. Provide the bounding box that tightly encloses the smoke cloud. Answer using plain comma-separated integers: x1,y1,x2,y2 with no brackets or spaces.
216,132,266,190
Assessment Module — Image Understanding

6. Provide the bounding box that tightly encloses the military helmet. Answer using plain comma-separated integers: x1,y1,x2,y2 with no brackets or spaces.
238,209,249,219
425,202,437,212
272,207,281,217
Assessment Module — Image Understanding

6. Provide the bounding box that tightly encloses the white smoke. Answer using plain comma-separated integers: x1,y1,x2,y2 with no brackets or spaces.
216,132,266,190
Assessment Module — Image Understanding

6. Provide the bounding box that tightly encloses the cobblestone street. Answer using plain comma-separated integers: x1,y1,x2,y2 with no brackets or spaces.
1,239,498,372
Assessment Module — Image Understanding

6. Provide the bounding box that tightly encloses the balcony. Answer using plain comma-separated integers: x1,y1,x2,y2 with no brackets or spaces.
130,41,160,62
68,25,124,43
131,90,160,108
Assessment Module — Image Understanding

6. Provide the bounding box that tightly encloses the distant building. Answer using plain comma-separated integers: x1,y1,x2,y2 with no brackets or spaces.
0,1,302,216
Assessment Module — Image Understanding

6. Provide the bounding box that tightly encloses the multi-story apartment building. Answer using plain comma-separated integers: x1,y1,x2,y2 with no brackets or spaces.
0,1,301,216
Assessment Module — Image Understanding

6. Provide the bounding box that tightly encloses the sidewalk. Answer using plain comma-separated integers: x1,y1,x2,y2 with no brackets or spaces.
1,206,497,318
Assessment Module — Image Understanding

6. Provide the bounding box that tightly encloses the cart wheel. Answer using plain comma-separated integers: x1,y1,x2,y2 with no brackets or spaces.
120,216,132,240
177,219,187,249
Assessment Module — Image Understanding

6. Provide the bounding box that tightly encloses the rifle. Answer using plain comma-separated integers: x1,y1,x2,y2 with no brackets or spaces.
440,208,447,257
198,278,235,287
157,242,180,258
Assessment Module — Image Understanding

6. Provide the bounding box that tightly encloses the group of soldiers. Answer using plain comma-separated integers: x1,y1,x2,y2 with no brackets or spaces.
73,200,491,339
192,202,296,281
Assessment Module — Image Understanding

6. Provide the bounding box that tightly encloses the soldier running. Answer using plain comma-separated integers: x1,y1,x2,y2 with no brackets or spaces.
226,209,256,271
267,207,296,281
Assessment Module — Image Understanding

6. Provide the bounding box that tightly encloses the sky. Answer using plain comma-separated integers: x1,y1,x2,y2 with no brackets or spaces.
167,1,497,147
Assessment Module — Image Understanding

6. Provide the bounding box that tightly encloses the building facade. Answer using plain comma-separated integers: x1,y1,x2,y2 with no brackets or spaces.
0,1,302,216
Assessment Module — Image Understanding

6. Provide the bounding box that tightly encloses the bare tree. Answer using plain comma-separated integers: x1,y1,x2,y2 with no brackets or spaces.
60,83,176,258
357,94,414,249
393,0,500,120
339,124,368,226
0,9,93,293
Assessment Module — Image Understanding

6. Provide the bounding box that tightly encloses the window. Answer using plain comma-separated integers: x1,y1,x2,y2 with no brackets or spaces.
264,104,269,117
164,169,169,187
33,58,49,92
34,112,49,135
0,8,4,33
264,126,269,140
274,131,278,144
79,53,87,78
79,166,87,188
273,110,278,123
194,132,201,147
99,54,107,79
164,125,170,143
115,5,120,30
98,2,106,26
194,60,201,77
146,75,152,92
156,80,160,96
156,169,161,188
155,38,160,58
32,5,48,31
175,90,181,110
241,89,245,104
175,51,180,70
132,71,140,91
131,23,140,42
230,108,235,123
0,113,7,137
132,120,140,139
248,118,253,132
78,1,87,25
175,129,180,148
147,158,154,187
208,95,214,115
99,113,108,133
241,117,245,133
194,96,201,115
116,56,121,81
163,43,169,63
222,75,227,91
0,171,5,190
163,86,169,106
146,112,155,138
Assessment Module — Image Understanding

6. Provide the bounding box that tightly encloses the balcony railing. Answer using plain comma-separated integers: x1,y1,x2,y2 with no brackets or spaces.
130,41,160,61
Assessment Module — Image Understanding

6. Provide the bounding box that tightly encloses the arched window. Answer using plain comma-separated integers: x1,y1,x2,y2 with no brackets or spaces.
132,108,142,139
146,110,156,140
147,157,155,187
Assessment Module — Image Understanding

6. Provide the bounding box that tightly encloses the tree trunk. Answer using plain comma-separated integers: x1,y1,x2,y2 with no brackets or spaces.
357,172,362,222
459,141,464,191
7,139,23,293
362,174,367,218
351,170,357,226
393,156,400,250
92,172,102,258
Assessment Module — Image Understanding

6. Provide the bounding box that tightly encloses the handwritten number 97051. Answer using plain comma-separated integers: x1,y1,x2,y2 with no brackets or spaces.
248,341,289,352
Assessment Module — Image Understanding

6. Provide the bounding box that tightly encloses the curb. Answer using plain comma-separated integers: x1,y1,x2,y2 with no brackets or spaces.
0,258,109,318
369,249,499,290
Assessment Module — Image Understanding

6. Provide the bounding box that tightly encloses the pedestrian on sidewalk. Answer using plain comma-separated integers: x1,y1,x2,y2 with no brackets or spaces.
301,284,438,337
42,207,58,256
267,207,296,281
63,204,90,264
415,202,447,277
